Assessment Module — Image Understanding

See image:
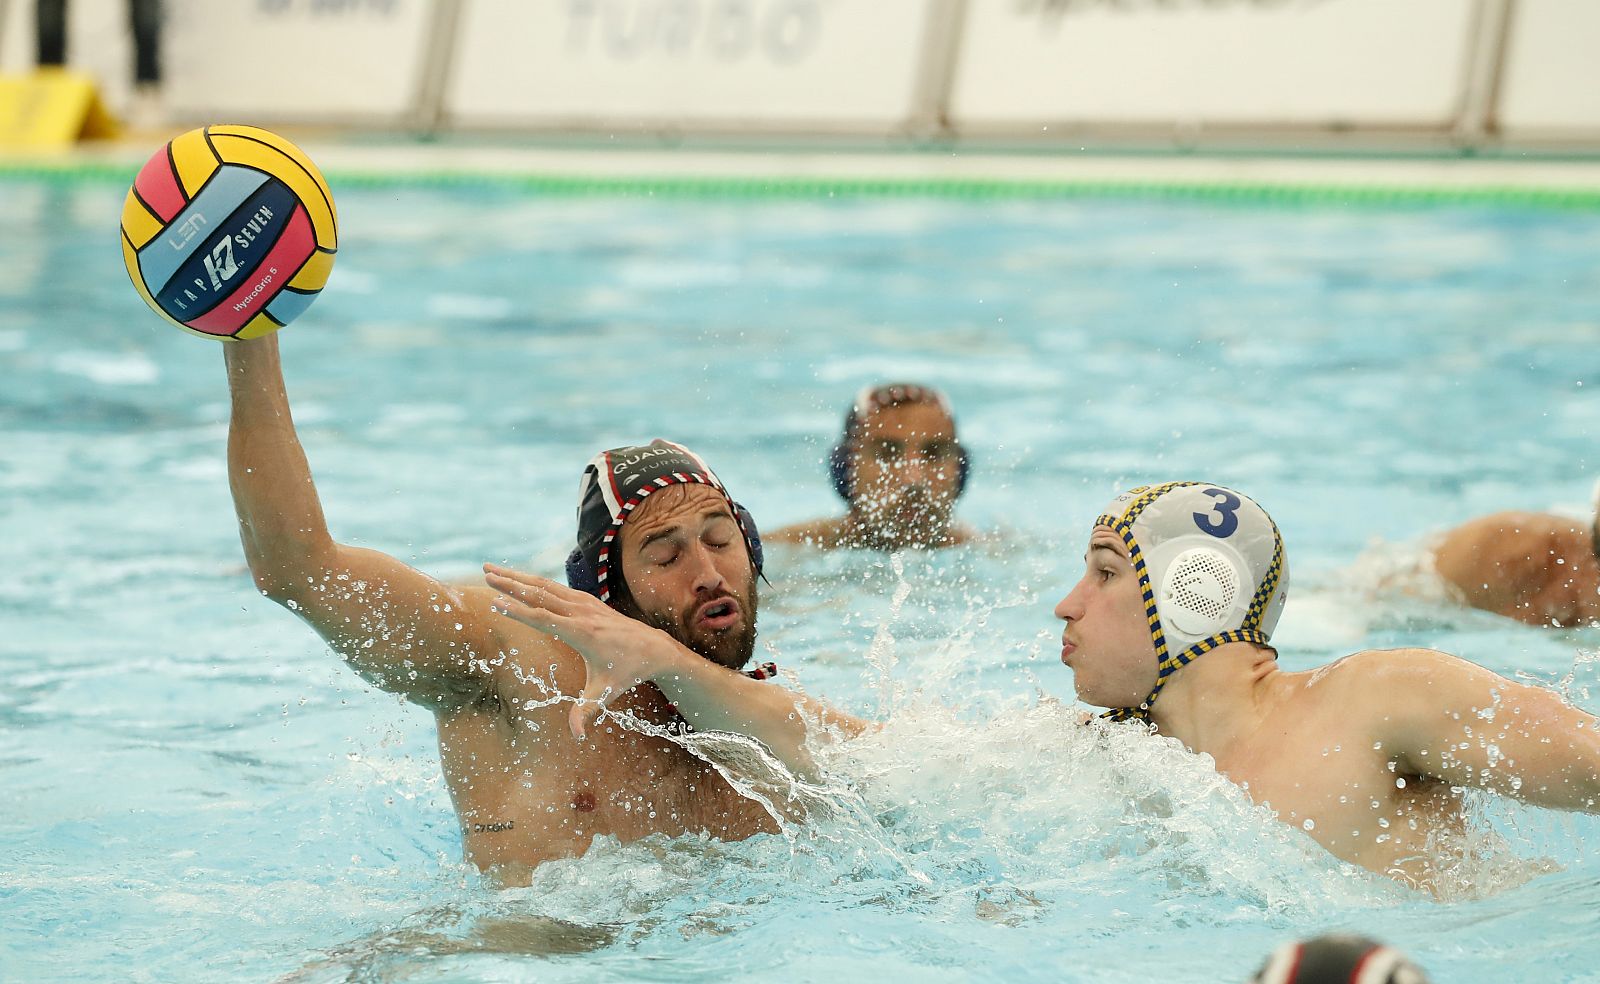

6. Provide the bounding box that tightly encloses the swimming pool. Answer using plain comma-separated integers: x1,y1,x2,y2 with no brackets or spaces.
4,167,1600,982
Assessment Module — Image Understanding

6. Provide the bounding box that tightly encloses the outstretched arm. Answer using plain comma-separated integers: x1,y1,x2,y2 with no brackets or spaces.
226,335,501,709
483,564,870,779
764,518,848,548
1380,649,1600,811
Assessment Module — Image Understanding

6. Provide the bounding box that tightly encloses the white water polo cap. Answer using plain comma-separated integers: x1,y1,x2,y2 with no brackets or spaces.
1095,482,1289,721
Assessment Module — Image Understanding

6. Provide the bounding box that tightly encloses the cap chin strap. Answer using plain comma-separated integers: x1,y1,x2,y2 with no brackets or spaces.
1102,628,1270,724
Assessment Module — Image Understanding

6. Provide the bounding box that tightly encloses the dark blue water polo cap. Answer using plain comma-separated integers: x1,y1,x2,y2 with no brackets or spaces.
566,439,763,604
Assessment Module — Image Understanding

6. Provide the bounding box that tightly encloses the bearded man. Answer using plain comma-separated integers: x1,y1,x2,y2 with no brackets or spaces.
226,336,858,885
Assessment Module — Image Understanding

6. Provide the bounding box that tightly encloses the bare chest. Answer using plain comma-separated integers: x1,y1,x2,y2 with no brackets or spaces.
1220,727,1464,887
435,697,778,874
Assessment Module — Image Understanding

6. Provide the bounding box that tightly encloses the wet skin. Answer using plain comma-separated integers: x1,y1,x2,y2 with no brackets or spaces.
1056,526,1600,891
226,337,776,884
442,485,778,880
1432,510,1600,627
770,400,973,550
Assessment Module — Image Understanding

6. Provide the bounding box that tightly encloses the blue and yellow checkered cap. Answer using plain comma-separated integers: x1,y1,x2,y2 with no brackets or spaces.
1094,482,1288,722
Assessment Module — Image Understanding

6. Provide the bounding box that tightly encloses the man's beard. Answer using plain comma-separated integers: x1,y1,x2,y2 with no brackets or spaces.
613,578,759,671
854,487,953,547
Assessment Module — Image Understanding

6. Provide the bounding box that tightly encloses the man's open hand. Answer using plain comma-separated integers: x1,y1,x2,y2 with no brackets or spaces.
483,563,680,742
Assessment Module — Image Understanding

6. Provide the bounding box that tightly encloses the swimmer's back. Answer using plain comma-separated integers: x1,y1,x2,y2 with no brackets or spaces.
1432,511,1598,626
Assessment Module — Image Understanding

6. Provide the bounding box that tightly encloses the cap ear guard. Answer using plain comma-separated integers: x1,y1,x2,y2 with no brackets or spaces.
567,502,765,600
736,502,764,575
565,547,598,595
1096,482,1288,723
829,440,853,501
1152,543,1249,645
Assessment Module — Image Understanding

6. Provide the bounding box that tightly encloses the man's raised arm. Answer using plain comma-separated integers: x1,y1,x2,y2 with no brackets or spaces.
226,335,501,710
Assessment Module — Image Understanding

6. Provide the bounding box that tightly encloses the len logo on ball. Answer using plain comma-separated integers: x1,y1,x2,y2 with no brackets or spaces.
119,124,338,341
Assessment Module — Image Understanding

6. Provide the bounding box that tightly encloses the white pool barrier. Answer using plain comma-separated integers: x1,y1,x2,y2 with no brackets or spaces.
3,0,1600,148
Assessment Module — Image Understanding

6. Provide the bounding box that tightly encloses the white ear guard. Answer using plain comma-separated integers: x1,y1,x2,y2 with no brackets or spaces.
1146,538,1252,652
1094,482,1289,721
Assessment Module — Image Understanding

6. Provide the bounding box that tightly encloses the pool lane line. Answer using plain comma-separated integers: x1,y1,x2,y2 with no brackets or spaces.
6,159,1600,210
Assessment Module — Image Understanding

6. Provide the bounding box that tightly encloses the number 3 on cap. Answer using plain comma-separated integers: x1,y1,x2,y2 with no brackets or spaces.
1193,488,1241,538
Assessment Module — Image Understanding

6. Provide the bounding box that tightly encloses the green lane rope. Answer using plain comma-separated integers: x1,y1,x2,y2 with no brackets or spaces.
5,157,1600,210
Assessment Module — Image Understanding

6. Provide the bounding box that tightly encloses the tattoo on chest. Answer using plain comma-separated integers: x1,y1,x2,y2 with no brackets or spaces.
471,820,515,833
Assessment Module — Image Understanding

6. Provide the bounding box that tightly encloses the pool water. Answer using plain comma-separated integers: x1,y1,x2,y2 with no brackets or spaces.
4,174,1600,982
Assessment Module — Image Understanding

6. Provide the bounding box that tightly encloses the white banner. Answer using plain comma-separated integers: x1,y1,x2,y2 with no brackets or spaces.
446,0,933,132
1496,0,1600,137
948,0,1475,133
160,0,435,124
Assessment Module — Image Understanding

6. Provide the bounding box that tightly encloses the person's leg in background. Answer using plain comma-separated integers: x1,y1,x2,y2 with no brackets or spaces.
127,0,162,127
130,0,158,85
36,0,67,66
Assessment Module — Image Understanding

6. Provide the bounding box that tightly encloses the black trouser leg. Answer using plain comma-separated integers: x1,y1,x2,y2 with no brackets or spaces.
36,0,68,66
130,0,161,84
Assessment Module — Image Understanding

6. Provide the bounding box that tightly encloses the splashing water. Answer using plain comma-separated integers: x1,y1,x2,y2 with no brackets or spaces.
6,181,1600,982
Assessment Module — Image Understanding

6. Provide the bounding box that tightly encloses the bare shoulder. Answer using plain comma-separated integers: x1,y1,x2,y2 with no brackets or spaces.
766,517,848,548
1436,511,1584,567
1292,648,1469,716
457,585,586,698
1307,647,1472,687
453,583,575,661
1310,647,1552,740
